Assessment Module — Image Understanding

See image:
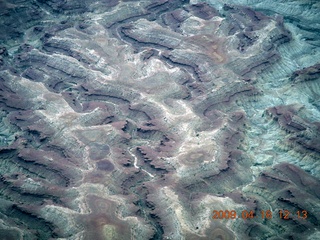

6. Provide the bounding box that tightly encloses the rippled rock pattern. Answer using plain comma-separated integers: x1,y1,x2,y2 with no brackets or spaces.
0,0,319,239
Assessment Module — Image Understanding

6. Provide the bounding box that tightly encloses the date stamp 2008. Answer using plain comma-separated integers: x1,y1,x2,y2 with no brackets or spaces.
212,210,308,220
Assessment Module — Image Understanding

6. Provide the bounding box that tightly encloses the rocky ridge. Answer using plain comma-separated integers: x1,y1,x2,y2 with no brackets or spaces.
0,0,319,239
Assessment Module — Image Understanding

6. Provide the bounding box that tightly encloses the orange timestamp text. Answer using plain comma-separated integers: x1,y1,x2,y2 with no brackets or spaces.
212,210,308,220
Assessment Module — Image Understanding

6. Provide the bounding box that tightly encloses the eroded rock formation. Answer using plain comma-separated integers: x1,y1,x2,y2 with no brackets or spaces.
0,0,319,239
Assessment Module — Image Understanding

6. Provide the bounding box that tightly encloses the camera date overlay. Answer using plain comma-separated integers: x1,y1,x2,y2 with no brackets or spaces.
212,210,308,220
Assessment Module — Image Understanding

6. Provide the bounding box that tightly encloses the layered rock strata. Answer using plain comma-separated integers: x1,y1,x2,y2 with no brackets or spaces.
0,0,319,239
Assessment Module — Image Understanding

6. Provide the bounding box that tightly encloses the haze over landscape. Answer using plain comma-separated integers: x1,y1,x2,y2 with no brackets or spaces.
0,0,319,239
